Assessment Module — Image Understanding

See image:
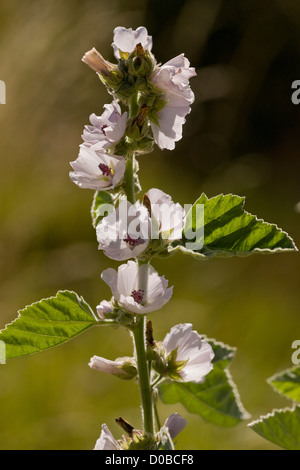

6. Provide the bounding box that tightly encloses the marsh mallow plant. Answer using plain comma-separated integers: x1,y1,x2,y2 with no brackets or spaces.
0,26,298,450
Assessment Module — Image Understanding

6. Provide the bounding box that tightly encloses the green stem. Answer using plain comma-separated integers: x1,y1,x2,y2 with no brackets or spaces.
125,91,154,434
154,402,161,430
132,316,154,434
124,154,135,204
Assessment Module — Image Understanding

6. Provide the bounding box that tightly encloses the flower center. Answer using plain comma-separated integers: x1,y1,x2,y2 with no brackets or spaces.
123,234,144,248
99,163,112,176
131,289,144,304
101,124,108,135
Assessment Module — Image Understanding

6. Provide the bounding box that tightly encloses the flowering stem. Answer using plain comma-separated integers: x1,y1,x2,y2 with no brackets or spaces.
125,91,154,434
132,316,154,434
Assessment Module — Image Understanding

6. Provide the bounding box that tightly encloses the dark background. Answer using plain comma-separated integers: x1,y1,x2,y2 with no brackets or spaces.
0,0,299,449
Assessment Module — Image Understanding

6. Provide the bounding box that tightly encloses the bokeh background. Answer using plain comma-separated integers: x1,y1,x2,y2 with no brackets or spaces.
0,0,299,450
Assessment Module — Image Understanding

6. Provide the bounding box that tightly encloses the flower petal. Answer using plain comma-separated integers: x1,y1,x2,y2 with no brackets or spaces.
94,424,119,450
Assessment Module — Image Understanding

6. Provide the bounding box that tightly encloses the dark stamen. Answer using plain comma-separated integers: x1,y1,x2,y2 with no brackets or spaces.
131,289,144,304
123,234,144,248
99,163,112,176
101,124,108,135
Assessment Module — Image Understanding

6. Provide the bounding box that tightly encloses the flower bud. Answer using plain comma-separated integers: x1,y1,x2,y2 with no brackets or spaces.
82,48,113,76
127,44,156,77
89,355,137,380
126,104,149,140
82,47,123,93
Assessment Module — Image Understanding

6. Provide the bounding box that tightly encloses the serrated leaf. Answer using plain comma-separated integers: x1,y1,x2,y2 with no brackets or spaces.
268,365,300,402
158,368,249,427
248,406,300,450
0,290,98,359
91,190,114,228
171,193,297,258
158,338,249,427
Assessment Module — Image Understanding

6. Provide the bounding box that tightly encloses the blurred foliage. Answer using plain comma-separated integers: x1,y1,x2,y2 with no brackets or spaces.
0,0,299,449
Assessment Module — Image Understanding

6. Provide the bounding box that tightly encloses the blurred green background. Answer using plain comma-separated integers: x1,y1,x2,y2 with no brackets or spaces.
0,0,299,450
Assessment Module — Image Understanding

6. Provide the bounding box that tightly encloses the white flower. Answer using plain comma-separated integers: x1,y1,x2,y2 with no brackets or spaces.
146,188,185,240
162,323,214,384
89,355,136,379
82,101,127,150
96,300,113,319
96,200,151,261
150,54,196,150
163,413,187,439
69,146,126,190
101,261,173,314
112,26,152,59
94,424,120,450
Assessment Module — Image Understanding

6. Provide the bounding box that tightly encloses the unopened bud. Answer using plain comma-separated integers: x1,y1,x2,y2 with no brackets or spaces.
136,43,146,58
82,48,112,77
89,355,137,380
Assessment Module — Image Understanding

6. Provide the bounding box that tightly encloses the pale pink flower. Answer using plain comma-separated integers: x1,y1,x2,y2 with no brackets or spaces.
96,200,151,261
94,424,120,450
112,26,152,59
96,300,113,320
163,413,187,439
146,188,185,240
89,355,136,379
150,54,196,150
162,323,214,384
82,101,127,150
101,261,173,314
69,146,125,190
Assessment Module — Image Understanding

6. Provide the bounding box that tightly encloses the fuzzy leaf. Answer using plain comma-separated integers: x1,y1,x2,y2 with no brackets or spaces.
91,190,114,228
268,365,300,402
0,291,98,359
158,338,249,427
248,406,300,450
171,193,297,258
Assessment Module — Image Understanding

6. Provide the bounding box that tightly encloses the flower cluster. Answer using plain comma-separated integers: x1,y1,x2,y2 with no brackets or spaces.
69,26,210,451
70,26,196,192
90,321,214,385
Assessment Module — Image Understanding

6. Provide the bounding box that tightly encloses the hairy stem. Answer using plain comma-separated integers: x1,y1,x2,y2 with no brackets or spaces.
132,316,154,434
124,154,135,204
126,92,154,434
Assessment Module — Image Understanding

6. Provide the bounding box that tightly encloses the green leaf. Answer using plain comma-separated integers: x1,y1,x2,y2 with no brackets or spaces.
206,337,236,369
171,193,297,258
91,190,114,228
0,291,98,359
268,365,300,402
158,338,249,427
248,406,300,450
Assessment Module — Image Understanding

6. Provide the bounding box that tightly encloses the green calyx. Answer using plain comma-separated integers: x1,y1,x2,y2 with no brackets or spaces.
152,345,188,381
120,430,158,450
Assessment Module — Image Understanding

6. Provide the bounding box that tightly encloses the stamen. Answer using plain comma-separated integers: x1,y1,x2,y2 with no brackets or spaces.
123,234,144,248
131,289,144,304
101,124,108,135
99,163,112,176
